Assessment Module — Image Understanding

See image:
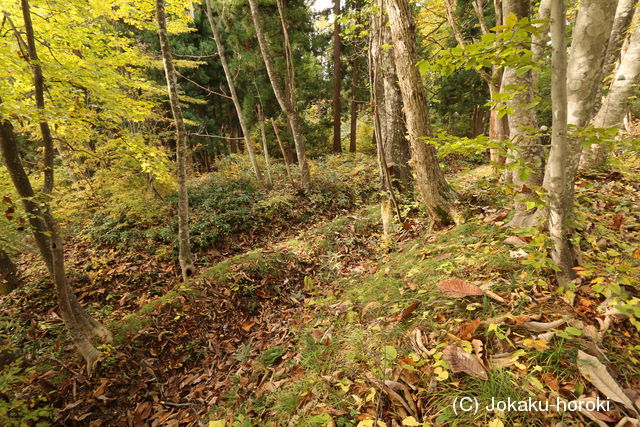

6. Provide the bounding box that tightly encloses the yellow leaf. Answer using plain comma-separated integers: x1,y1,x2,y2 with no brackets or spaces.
488,419,504,427
402,416,422,426
209,420,226,427
523,339,549,351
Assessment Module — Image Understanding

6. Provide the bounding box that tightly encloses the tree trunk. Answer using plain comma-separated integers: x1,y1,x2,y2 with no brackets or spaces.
0,115,110,374
546,0,617,215
371,7,412,192
204,0,263,183
385,0,460,226
349,56,360,153
256,104,273,186
581,11,640,169
248,0,311,189
156,0,194,281
547,0,575,286
592,0,638,115
332,0,342,153
503,0,546,228
0,249,20,295
20,0,54,194
271,119,296,187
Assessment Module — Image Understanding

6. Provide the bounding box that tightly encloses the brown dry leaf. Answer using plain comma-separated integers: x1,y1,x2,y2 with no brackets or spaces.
522,317,569,332
241,320,256,332
434,252,452,261
442,345,488,380
397,301,421,323
455,319,481,340
503,236,528,246
92,379,109,398
577,350,636,413
437,278,483,298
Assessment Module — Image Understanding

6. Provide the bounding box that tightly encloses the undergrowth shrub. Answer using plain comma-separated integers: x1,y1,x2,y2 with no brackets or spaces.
82,154,379,254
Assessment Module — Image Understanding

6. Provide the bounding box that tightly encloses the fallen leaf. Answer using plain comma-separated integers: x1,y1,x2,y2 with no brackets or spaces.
401,416,421,426
522,317,569,332
632,248,640,260
397,301,421,322
577,350,636,413
522,339,549,351
437,278,483,298
241,320,256,332
455,319,481,340
442,345,488,380
503,236,527,246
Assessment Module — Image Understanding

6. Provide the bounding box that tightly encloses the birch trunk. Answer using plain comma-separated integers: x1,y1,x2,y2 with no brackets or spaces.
0,116,110,374
547,0,575,286
204,0,263,183
156,0,194,281
248,0,310,189
581,6,640,169
385,0,460,226
20,0,54,194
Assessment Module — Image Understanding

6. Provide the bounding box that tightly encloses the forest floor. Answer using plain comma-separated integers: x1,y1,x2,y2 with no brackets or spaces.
2,154,640,426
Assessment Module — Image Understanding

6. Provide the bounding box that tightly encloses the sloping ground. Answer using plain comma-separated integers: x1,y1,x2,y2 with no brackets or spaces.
2,155,640,426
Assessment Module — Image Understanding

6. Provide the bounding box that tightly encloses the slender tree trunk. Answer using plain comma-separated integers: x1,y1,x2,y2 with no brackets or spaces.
20,0,54,194
248,0,311,189
547,0,574,286
503,0,546,228
0,116,110,374
385,0,460,226
332,0,342,153
0,249,20,295
156,0,194,281
271,119,296,187
581,12,640,169
256,104,273,186
204,0,263,183
488,82,506,172
349,56,360,153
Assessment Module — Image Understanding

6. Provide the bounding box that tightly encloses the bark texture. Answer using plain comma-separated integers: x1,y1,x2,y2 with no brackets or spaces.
593,0,638,114
0,249,20,295
156,0,194,281
204,0,263,183
386,0,460,226
332,0,342,153
547,0,574,286
501,0,546,228
370,9,411,191
581,6,640,169
248,0,311,188
547,0,617,214
21,0,54,194
1,116,111,374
